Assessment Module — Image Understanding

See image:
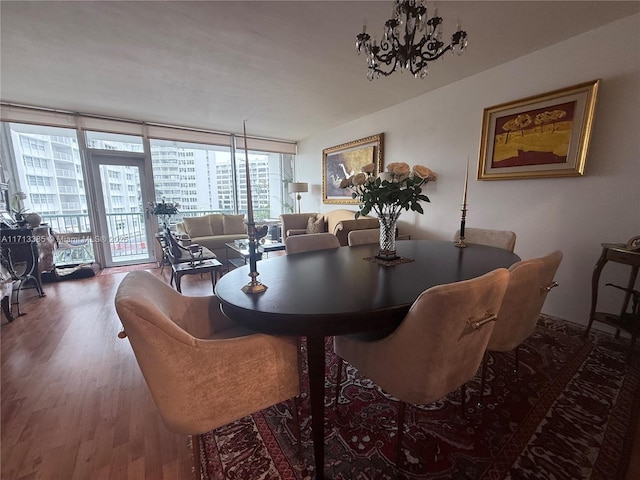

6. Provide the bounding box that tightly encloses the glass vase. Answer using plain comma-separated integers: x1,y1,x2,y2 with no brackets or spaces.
377,211,401,261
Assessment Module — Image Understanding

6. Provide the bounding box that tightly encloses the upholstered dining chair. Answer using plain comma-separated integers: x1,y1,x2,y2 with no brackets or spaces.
347,228,380,246
115,270,301,479
478,250,562,401
333,268,509,461
453,228,517,252
285,232,341,254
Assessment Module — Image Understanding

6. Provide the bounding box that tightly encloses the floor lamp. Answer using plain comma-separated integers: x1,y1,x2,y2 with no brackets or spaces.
289,182,308,214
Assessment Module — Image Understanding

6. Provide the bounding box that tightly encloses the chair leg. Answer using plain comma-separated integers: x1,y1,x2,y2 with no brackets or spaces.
478,351,488,408
14,281,23,316
291,396,303,458
395,401,406,462
334,356,344,410
1,296,12,323
191,434,201,480
32,275,45,297
628,330,638,364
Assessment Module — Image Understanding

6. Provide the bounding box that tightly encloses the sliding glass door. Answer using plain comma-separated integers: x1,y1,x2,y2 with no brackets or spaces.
88,151,154,267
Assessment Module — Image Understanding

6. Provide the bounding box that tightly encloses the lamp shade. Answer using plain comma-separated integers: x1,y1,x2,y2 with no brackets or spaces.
288,182,309,194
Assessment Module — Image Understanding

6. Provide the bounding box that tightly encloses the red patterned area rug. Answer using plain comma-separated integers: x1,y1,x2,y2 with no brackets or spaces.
199,316,639,479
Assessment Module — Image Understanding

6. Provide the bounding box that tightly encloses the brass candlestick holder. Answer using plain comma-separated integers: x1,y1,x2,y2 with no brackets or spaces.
454,203,468,248
240,121,268,294
455,157,469,249
241,223,269,293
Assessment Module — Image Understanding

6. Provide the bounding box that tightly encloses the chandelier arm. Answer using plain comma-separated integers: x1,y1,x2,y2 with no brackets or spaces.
371,36,401,74
419,42,452,62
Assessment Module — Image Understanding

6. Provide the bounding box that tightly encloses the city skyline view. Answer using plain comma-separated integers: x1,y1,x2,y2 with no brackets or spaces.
1,122,294,266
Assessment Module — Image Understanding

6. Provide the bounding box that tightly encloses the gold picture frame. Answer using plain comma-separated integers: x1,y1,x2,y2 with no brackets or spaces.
322,133,384,204
478,79,600,180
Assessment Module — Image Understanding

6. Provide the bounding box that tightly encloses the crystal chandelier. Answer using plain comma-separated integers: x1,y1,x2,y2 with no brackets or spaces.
356,0,468,80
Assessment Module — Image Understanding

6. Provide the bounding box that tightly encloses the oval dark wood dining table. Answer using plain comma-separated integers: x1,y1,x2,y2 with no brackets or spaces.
214,240,521,479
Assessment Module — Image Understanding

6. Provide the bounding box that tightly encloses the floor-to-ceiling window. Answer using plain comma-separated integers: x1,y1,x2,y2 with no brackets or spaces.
1,122,96,265
1,110,297,267
234,149,294,221
150,139,294,222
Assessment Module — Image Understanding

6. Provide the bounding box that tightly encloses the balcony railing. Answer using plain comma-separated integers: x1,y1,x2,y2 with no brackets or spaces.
40,209,275,266
42,212,148,265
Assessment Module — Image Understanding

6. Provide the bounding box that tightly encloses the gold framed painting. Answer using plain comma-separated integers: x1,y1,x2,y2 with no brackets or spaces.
322,133,384,204
478,79,600,180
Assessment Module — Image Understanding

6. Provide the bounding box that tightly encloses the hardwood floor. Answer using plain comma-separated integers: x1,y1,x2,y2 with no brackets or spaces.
1,264,639,479
0,266,205,480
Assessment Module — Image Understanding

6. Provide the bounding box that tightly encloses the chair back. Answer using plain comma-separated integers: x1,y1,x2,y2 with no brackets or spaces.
454,227,516,252
488,250,562,352
163,226,185,261
163,226,215,264
116,271,218,433
335,268,509,405
286,232,340,254
348,228,380,246
115,270,299,435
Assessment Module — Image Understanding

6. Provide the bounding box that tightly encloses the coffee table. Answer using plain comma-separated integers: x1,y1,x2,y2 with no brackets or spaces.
260,241,286,256
225,241,286,270
170,258,223,293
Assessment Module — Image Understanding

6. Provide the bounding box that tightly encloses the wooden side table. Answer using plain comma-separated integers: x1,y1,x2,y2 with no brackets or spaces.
584,243,640,361
171,259,223,293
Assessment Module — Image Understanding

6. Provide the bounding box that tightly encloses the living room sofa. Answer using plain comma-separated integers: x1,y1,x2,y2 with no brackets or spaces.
280,209,379,247
175,214,248,259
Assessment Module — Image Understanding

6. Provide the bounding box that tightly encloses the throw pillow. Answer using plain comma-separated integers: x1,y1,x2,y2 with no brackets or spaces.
208,214,224,235
182,216,213,237
306,215,324,234
223,214,246,234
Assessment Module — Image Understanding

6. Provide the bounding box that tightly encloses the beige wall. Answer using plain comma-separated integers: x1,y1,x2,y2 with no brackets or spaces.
295,14,640,328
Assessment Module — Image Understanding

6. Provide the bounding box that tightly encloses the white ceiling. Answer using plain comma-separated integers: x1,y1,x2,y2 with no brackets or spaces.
1,1,638,142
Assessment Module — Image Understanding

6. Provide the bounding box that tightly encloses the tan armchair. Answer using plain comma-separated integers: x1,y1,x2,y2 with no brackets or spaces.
279,212,319,240
453,227,517,252
280,210,379,247
115,270,301,478
334,268,509,460
479,250,562,400
324,209,379,246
